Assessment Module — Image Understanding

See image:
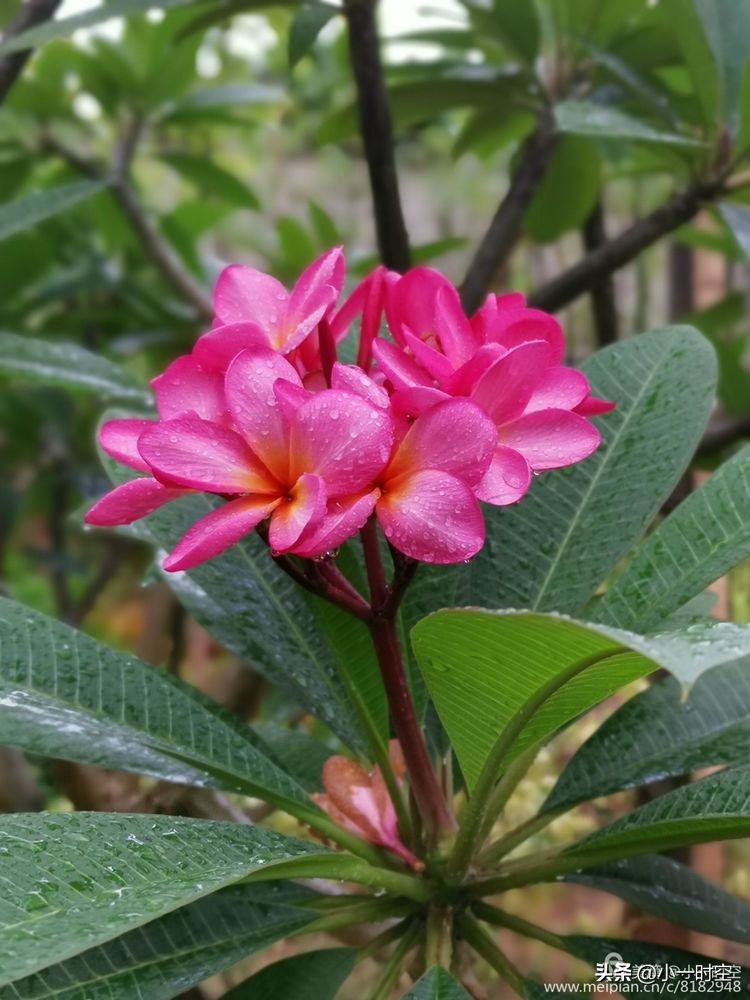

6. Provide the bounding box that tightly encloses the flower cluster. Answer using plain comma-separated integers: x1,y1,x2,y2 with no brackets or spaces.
87,248,612,569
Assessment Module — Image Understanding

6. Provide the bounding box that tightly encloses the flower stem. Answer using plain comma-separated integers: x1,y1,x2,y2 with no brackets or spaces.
479,810,559,866
457,915,527,997
361,518,455,843
471,902,567,952
366,919,422,1000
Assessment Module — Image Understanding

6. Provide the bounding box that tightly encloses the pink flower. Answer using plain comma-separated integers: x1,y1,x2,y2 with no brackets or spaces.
191,247,345,382
288,365,496,564
313,742,422,869
370,267,613,505
87,349,393,571
86,253,611,572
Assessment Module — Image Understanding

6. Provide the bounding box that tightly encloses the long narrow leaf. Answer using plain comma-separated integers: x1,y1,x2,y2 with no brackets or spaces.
0,597,312,814
0,883,317,999
0,813,330,986
0,182,108,242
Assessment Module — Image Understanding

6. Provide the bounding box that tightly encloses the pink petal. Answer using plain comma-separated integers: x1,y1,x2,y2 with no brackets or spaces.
291,489,380,558
163,495,280,572
99,418,154,472
85,477,186,526
213,264,288,327
138,416,275,494
385,267,447,346
331,362,390,409
404,330,455,382
290,391,393,496
282,247,345,354
372,339,432,390
442,343,506,396
475,445,531,506
193,322,270,372
524,366,589,413
267,472,327,552
391,385,451,418
470,292,526,342
501,408,601,471
274,378,309,425
575,393,616,416
224,349,301,481
152,355,227,424
488,307,565,364
470,340,554,425
377,468,485,564
385,268,479,365
434,283,481,366
387,398,496,487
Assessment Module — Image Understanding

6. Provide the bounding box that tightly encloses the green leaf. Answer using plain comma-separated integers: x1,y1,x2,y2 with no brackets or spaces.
524,136,601,243
289,4,339,68
721,202,750,258
0,0,209,56
691,0,750,129
0,182,108,242
104,475,380,752
593,446,750,631
412,610,654,790
161,153,259,209
412,609,750,789
253,723,332,792
402,968,472,999
668,0,721,126
545,659,750,814
0,883,318,999
485,0,540,62
554,99,702,146
223,948,355,1000
0,812,331,985
0,333,150,405
564,855,750,944
410,326,716,618
0,597,312,815
563,765,750,869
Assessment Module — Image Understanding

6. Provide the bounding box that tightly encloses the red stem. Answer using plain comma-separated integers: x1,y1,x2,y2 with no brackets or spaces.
360,518,454,840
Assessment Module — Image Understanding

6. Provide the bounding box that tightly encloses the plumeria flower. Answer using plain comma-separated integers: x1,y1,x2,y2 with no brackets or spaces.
313,741,422,870
190,247,345,383
87,349,393,571
288,364,496,564
369,267,613,505
87,254,611,573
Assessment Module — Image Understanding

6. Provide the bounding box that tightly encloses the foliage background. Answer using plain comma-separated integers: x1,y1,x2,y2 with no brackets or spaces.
3,0,750,994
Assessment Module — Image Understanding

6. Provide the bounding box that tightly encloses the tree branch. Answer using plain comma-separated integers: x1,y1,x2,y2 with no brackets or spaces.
581,199,618,345
529,177,726,313
0,0,62,105
343,0,411,272
40,127,213,319
460,110,557,314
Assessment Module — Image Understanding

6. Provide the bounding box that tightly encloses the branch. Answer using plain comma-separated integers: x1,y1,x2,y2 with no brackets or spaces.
40,128,212,319
343,0,411,272
581,199,618,345
111,120,212,319
0,0,62,105
529,177,726,313
460,109,557,314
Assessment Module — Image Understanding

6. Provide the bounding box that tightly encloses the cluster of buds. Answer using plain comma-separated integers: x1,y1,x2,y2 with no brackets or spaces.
87,248,611,569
